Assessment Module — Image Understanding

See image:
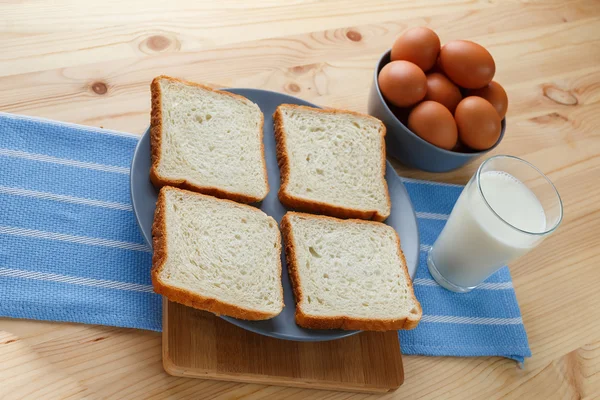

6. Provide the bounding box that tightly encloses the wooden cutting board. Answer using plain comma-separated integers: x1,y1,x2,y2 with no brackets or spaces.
162,299,404,393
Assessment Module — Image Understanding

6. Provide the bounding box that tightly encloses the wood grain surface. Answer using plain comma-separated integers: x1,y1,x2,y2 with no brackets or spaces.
163,300,403,393
1,0,599,398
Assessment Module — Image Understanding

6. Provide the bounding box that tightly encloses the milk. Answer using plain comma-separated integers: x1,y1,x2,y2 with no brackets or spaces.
429,171,547,289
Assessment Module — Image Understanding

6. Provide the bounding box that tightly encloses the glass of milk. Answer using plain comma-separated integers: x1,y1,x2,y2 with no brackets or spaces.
427,155,563,293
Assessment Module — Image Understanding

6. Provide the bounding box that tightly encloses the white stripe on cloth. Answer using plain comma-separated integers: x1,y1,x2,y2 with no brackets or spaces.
420,244,432,252
0,185,132,211
0,267,153,293
415,211,449,220
400,177,463,188
0,226,151,253
421,315,523,325
414,278,513,290
0,148,130,174
0,112,141,139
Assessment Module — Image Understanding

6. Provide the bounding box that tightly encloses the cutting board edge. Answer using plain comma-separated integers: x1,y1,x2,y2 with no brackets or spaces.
161,298,403,393
162,354,400,394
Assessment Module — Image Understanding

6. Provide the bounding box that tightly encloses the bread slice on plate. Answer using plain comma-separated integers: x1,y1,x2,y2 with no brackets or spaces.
280,211,421,331
152,186,284,320
274,104,391,221
150,76,269,203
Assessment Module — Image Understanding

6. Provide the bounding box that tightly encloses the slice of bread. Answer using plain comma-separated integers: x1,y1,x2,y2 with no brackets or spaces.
150,76,269,203
280,212,421,331
274,104,391,221
152,186,284,320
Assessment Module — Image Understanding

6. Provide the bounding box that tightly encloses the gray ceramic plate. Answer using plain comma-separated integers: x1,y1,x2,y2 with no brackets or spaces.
130,88,419,342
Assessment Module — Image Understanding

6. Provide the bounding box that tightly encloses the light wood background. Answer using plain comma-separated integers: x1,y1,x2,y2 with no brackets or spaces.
1,0,599,398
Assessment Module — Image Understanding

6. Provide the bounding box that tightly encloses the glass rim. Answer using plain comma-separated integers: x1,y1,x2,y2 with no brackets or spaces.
475,155,563,237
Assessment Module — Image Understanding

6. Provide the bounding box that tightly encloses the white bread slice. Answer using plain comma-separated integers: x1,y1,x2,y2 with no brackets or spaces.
150,76,269,203
280,212,421,331
152,186,284,320
274,104,391,221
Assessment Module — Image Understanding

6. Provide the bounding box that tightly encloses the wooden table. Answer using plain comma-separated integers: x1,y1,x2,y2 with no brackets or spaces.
1,0,599,398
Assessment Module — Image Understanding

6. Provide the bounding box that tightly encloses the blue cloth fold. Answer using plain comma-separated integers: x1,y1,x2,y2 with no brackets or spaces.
0,112,530,362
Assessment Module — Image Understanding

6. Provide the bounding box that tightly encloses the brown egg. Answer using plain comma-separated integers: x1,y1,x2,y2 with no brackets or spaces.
454,96,501,150
439,40,495,89
391,27,441,71
378,61,427,107
424,73,462,113
408,101,458,150
469,81,508,119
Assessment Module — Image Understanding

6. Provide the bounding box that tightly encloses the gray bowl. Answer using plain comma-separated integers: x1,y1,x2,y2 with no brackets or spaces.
367,50,506,173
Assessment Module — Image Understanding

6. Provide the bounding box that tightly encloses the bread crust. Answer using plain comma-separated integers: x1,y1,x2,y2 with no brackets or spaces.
150,75,269,204
280,211,421,331
273,104,391,221
151,186,284,320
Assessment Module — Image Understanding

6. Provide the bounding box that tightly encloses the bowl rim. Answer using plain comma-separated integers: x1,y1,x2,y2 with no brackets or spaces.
373,49,505,158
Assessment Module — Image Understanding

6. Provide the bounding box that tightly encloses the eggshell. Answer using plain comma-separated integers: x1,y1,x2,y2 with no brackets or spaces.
424,73,462,113
378,60,427,107
408,101,458,150
469,81,508,119
391,27,441,71
439,40,495,89
454,96,501,150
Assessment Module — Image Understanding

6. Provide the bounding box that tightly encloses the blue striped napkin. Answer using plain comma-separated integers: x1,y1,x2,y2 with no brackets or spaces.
399,179,531,363
0,112,530,363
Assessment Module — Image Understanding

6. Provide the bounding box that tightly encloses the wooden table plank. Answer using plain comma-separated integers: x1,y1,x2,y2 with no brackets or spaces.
0,0,500,75
1,2,599,134
0,0,599,398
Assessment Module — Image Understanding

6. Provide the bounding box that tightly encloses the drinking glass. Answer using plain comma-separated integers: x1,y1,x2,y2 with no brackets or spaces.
427,155,563,293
